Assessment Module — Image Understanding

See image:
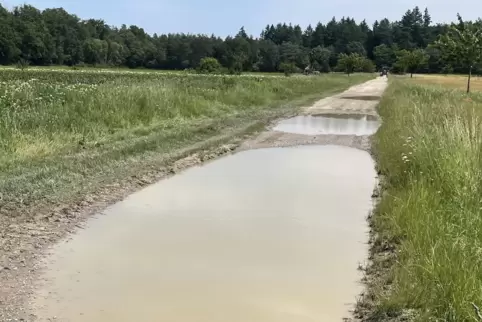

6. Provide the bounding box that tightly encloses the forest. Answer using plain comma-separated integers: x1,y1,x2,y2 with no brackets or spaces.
0,4,479,74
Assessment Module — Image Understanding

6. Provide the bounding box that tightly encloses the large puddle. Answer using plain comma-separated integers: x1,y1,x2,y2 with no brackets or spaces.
32,145,376,322
273,114,380,136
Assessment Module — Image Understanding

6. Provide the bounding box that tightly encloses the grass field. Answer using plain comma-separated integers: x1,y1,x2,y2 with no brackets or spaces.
0,68,372,217
412,74,482,92
366,76,482,321
0,64,286,77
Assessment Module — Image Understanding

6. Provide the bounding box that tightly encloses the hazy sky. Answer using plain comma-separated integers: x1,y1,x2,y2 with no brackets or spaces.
1,0,481,37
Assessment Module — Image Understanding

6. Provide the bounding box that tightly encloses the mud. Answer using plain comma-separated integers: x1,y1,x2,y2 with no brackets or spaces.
0,77,388,321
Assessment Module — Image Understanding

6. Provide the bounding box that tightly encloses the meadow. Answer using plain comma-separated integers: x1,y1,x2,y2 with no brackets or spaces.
0,68,372,215
412,73,482,91
367,75,482,321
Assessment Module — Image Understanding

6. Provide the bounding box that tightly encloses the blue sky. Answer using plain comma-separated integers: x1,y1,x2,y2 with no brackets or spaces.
1,0,481,38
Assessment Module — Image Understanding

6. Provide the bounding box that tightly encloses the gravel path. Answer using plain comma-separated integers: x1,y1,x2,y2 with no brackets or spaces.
241,77,387,151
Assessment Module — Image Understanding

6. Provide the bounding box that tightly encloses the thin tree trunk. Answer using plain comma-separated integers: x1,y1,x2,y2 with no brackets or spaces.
411,72,413,78
467,65,472,93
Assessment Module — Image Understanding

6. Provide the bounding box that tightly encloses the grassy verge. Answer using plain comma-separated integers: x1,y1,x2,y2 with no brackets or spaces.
0,70,372,217
362,78,482,321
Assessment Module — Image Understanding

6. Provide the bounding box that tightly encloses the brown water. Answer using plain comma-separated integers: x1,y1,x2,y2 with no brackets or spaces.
272,114,380,136
32,145,376,322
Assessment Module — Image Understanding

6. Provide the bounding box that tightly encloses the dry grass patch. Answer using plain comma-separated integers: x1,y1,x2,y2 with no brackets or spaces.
410,74,482,91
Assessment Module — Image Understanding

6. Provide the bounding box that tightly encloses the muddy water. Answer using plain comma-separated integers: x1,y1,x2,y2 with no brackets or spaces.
273,114,380,136
32,145,376,322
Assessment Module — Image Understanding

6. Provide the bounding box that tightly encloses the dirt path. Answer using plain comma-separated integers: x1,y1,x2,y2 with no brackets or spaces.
0,77,387,321
241,77,387,151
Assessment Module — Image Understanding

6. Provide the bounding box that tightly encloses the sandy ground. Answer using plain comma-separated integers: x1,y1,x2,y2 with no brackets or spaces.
0,77,388,321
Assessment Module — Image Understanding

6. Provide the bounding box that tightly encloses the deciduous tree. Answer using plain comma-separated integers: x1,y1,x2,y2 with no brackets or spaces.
436,16,482,92
395,49,428,77
336,53,360,75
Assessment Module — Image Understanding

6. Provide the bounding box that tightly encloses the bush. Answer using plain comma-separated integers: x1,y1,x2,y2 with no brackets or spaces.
228,67,242,75
355,57,376,73
337,53,376,74
279,62,297,76
197,57,221,74
75,61,88,69
15,58,30,71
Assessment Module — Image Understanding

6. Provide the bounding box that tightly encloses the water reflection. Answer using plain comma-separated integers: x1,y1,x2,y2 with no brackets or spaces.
273,114,380,136
32,145,376,322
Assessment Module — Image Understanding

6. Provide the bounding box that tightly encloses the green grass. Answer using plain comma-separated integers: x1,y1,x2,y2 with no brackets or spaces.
369,78,482,321
0,64,287,76
0,68,372,216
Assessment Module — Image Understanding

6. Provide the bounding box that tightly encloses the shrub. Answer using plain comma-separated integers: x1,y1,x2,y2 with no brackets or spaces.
355,57,376,73
337,53,376,74
279,62,297,76
15,58,30,71
198,57,222,74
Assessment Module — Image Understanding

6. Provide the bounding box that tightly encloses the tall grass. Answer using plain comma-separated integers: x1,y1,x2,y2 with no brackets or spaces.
372,79,482,321
0,71,370,165
0,69,372,212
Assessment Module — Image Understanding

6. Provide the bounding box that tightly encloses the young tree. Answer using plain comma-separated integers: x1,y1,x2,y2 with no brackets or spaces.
279,61,297,76
15,57,30,70
309,46,331,72
336,53,361,75
395,49,427,77
435,16,482,92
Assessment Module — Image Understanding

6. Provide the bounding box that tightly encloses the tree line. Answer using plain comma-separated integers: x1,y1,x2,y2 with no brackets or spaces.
0,4,480,74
